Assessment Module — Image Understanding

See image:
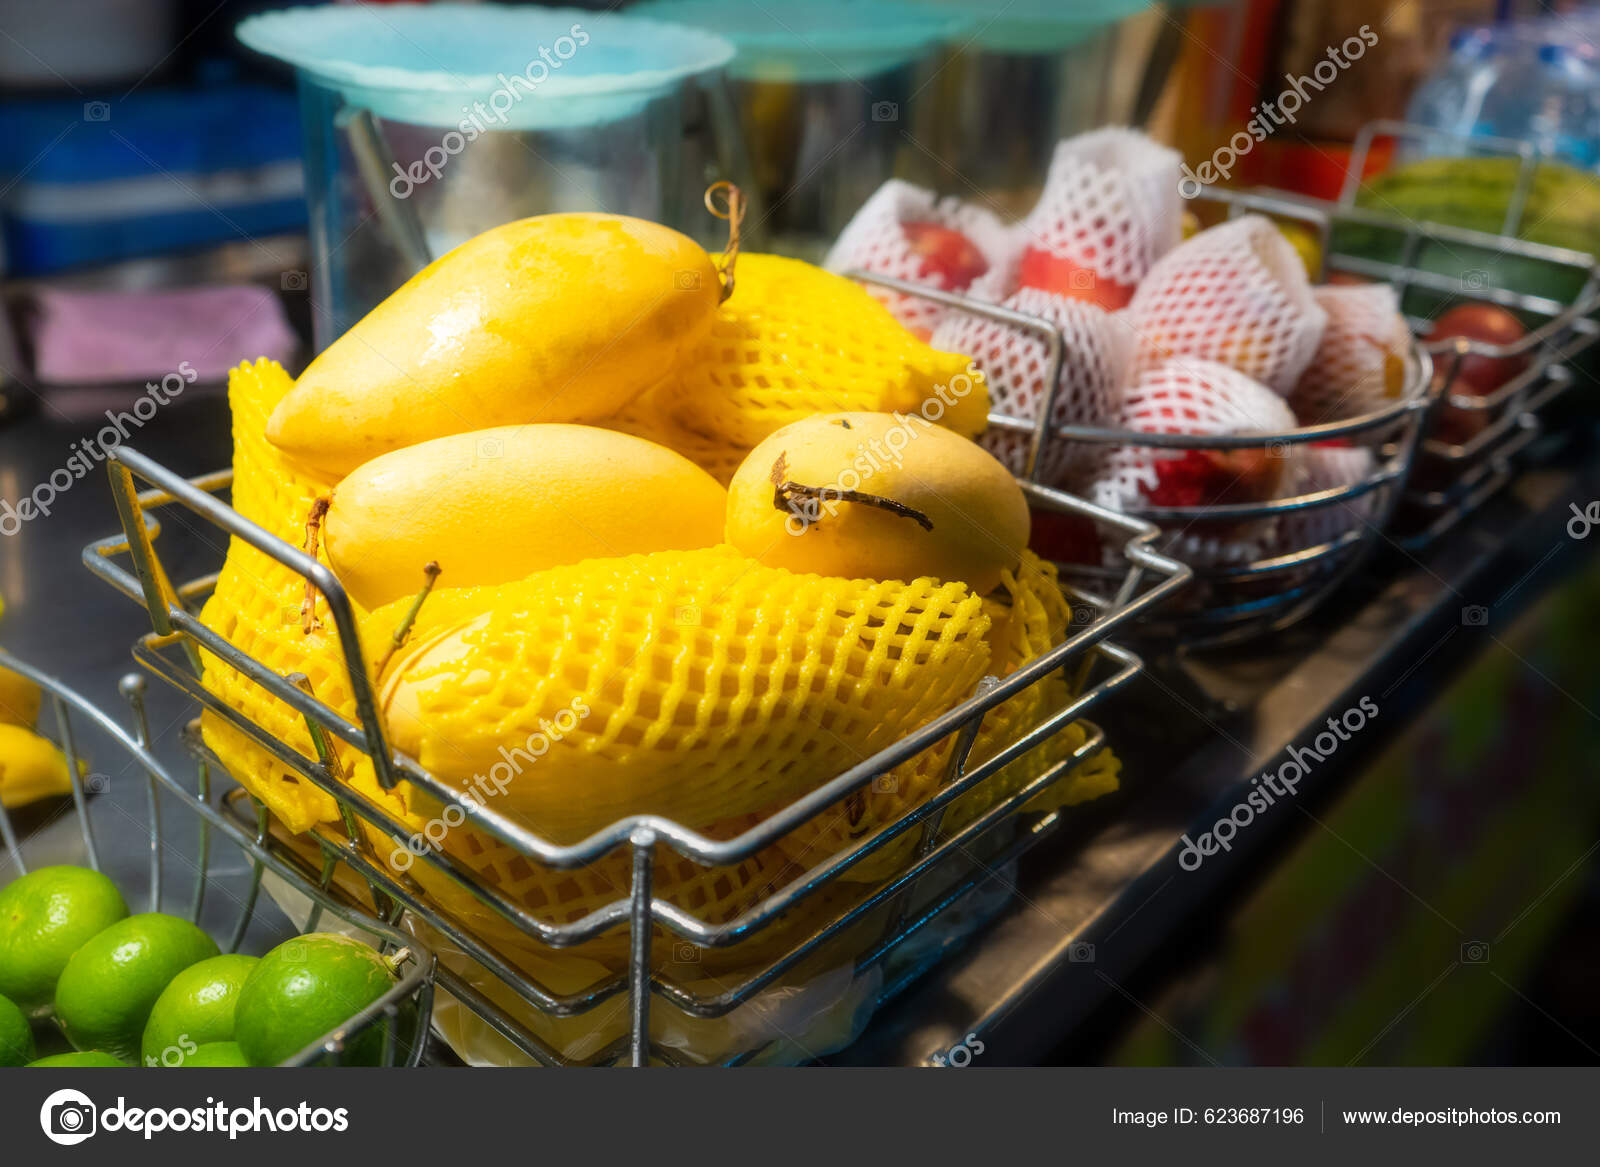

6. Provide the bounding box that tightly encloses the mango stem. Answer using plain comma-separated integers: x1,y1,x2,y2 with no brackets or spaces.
375,561,442,676
300,495,332,634
704,180,745,303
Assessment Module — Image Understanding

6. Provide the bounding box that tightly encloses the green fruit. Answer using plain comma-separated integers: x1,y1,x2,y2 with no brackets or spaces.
234,934,397,1066
0,865,129,1011
53,913,220,1060
141,953,258,1067
0,991,35,1065
1341,157,1600,304
181,1040,249,1067
28,1050,127,1067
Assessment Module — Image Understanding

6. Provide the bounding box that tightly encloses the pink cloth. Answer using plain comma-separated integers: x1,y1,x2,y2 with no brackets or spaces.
28,284,298,385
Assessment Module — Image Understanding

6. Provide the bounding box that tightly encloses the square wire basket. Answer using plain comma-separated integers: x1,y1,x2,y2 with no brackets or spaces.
0,649,434,1066
1316,119,1599,545
83,445,1189,1066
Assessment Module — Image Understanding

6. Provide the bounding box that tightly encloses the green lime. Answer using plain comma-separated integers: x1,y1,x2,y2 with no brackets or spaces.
0,865,129,1011
181,1040,249,1067
141,953,258,1067
234,933,397,1066
54,913,219,1060
28,1050,127,1067
0,991,35,1065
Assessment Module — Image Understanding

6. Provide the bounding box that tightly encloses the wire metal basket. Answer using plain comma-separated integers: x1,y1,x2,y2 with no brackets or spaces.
83,444,1188,1066
0,649,434,1067
848,267,1433,647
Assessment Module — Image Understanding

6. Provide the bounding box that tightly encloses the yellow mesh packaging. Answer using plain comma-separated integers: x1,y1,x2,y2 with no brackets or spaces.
338,770,873,973
774,553,1121,882
606,254,990,482
373,546,992,841
196,359,360,833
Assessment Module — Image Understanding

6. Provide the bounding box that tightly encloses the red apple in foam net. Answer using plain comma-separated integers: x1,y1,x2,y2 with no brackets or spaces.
901,220,989,291
1016,246,1136,311
1143,447,1286,508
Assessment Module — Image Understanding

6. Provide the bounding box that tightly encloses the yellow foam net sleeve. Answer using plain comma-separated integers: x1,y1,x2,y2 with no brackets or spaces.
605,253,990,483
770,552,1121,882
195,359,391,834
369,545,993,842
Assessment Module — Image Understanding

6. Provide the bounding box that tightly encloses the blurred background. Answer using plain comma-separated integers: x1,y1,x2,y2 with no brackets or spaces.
1,0,1598,1068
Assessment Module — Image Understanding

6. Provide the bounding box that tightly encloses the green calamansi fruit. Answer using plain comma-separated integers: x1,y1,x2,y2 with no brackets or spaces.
234,934,398,1066
53,913,220,1060
0,865,129,1011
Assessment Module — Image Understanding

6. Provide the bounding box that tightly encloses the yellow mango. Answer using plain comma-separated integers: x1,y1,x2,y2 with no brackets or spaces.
323,425,727,609
726,412,1030,595
267,214,721,478
375,546,992,840
0,724,81,808
0,665,41,728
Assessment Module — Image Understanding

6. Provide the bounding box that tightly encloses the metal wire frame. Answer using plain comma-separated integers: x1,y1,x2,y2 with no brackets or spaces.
83,445,1189,1064
846,269,1434,646
0,648,435,1067
1334,120,1600,541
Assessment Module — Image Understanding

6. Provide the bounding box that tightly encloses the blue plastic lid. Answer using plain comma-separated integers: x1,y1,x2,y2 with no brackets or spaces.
236,4,734,130
633,0,968,82
903,0,1152,54
1536,40,1593,69
1448,27,1498,59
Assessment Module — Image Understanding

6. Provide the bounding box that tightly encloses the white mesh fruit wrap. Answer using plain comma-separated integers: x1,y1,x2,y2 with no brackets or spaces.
929,274,1138,484
1019,127,1185,290
823,178,1013,338
1125,215,1328,395
1288,284,1413,423
1274,443,1378,553
1087,358,1300,566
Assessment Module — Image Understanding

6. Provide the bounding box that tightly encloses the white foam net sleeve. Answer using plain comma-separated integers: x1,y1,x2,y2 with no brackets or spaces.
1273,443,1379,554
929,272,1139,485
823,179,1015,339
1086,358,1301,566
1288,284,1414,423
1124,215,1328,396
1017,127,1184,292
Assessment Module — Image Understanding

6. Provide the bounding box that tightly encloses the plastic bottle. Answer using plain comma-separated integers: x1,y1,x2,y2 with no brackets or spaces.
1475,37,1600,168
1405,27,1506,155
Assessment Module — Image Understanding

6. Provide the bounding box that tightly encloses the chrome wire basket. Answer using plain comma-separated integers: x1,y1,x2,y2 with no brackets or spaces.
1333,120,1600,547
843,138,1600,644
0,650,434,1067
847,269,1434,647
83,446,1189,1066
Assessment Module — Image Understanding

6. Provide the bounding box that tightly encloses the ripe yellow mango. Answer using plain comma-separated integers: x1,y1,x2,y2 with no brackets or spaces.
267,213,721,478
0,724,81,809
0,665,40,728
324,425,728,609
725,412,1029,594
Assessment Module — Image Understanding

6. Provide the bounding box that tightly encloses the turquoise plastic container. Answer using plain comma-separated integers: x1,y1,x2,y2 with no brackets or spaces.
906,0,1155,211
635,0,969,255
237,4,739,345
